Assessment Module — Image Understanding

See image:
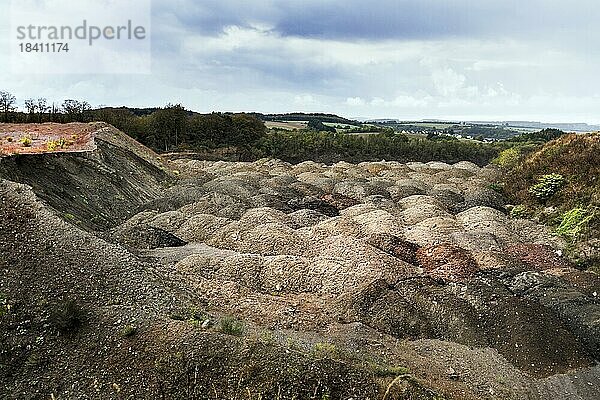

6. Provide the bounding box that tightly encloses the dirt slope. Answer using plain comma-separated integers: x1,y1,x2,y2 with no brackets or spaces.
0,123,173,231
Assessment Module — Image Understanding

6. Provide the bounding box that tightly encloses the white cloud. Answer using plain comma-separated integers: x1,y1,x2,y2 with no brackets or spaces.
431,68,467,97
293,94,320,106
346,97,365,106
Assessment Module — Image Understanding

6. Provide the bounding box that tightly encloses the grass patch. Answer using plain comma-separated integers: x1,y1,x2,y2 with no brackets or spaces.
64,213,76,221
556,207,596,242
169,306,208,327
219,316,245,336
312,342,337,358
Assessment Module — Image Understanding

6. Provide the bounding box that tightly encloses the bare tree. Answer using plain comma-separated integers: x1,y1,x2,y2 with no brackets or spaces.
37,98,49,122
62,99,91,122
24,98,37,122
0,91,17,123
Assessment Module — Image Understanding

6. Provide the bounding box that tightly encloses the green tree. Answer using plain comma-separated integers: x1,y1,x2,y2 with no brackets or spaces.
150,104,188,151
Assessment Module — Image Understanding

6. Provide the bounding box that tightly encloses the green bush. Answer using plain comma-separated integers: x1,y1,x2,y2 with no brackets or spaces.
47,138,69,151
20,137,32,147
509,204,531,219
488,182,504,194
492,147,521,169
528,173,565,201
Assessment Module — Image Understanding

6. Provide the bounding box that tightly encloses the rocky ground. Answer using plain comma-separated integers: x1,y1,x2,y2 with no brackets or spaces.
1,123,599,399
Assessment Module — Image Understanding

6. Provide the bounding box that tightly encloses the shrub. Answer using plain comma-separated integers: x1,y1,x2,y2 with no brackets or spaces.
556,207,595,242
6,136,13,142
20,137,32,147
492,147,521,169
528,173,565,201
219,316,244,336
120,325,137,337
488,182,504,194
47,138,69,151
509,204,531,219
49,300,84,333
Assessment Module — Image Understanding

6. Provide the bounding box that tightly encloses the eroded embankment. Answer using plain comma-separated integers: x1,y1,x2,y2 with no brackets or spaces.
0,122,172,230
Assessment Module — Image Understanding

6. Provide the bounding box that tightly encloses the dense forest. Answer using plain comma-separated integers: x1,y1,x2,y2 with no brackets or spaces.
257,130,502,165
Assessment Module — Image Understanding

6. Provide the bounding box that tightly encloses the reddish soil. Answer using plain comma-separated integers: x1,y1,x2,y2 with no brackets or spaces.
505,243,573,271
416,244,479,282
0,123,96,156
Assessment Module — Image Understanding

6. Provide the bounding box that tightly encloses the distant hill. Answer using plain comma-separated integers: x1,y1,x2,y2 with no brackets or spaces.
96,106,199,117
257,113,359,125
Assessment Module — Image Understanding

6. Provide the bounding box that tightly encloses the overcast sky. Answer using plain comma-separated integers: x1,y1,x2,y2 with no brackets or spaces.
1,0,599,122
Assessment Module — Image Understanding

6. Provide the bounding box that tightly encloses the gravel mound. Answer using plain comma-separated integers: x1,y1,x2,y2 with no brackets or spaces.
147,210,188,233
320,193,360,210
452,186,506,213
5,146,600,399
287,209,330,228
401,203,453,225
208,220,306,256
416,244,479,282
366,233,420,265
506,244,573,271
404,217,461,246
453,161,481,173
178,192,250,219
287,196,340,217
176,213,233,242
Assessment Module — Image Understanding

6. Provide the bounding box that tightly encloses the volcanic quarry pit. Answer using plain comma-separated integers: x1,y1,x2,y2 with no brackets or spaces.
1,123,600,400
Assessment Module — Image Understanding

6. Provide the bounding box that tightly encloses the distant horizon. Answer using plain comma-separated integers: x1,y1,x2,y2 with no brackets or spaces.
5,95,600,128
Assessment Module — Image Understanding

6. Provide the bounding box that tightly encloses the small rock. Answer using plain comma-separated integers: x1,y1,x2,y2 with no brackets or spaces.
446,367,460,381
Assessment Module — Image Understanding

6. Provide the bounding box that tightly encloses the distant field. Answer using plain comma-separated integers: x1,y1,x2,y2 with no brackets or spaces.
265,121,308,130
322,122,357,129
396,122,456,129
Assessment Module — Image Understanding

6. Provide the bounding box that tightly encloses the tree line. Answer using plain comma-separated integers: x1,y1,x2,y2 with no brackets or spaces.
0,90,267,153
255,130,504,166
1,89,505,165
1,90,91,124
